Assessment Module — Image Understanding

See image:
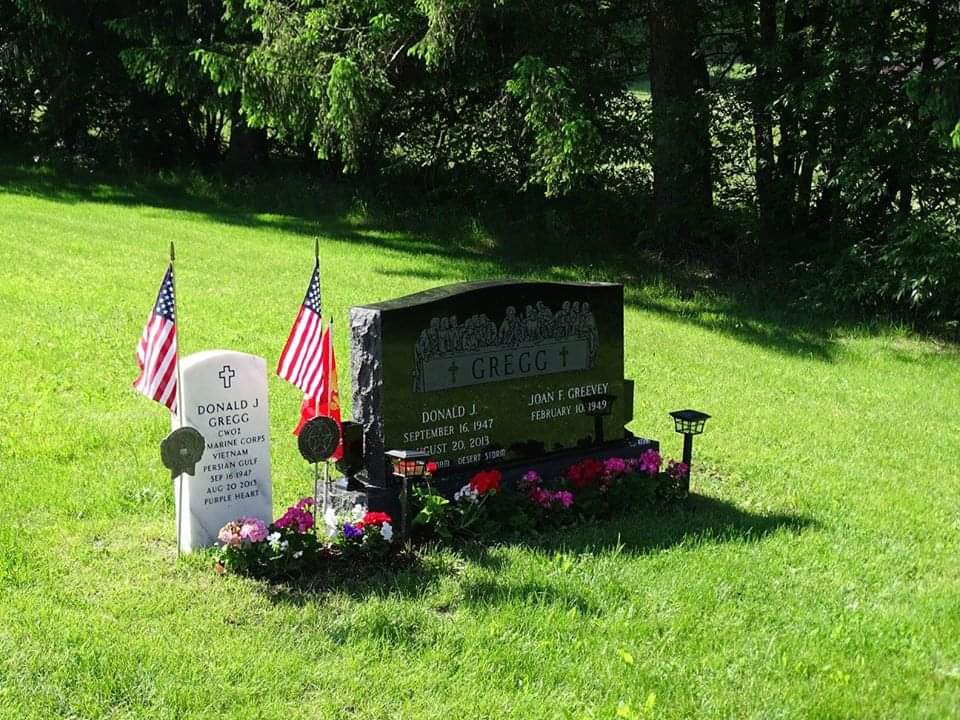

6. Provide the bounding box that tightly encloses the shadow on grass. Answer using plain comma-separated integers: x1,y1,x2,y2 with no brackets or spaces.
623,285,844,361
258,551,457,609
500,492,813,556
0,157,907,360
260,494,813,610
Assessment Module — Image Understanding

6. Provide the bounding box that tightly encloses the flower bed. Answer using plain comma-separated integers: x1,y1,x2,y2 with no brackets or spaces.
215,449,687,579
216,498,397,580
412,449,687,541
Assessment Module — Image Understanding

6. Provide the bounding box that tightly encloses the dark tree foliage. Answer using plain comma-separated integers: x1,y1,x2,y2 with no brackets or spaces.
111,1,240,166
199,0,645,194
0,1,36,140
703,0,960,319
1,0,197,164
1,0,958,321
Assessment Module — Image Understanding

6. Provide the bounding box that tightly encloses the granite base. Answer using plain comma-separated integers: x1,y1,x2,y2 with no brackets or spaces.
329,434,659,518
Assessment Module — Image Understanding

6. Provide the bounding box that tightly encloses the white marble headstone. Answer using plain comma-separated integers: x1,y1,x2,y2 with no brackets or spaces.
173,350,273,553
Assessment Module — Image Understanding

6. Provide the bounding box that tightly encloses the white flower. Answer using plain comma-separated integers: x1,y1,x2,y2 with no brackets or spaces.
280,540,289,552
350,503,367,521
293,550,303,559
454,484,479,504
267,531,282,549
380,522,394,542
323,506,338,538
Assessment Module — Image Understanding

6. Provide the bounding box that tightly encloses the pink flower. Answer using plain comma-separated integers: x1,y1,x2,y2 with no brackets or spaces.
554,491,574,509
275,504,315,533
529,486,574,510
638,449,663,476
518,469,542,492
530,486,553,508
604,457,627,475
238,516,268,543
667,460,690,480
295,497,315,511
217,520,243,546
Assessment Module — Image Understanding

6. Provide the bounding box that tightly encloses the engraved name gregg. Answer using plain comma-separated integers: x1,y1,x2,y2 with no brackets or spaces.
412,300,600,392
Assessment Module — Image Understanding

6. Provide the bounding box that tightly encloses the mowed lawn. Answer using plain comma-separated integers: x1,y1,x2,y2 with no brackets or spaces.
1,161,959,720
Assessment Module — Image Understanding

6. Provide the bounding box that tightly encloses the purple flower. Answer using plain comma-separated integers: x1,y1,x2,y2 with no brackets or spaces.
343,522,364,540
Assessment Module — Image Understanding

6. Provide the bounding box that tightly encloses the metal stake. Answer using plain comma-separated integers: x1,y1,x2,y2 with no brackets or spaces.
400,476,410,541
681,433,694,495
170,241,186,558
323,460,331,513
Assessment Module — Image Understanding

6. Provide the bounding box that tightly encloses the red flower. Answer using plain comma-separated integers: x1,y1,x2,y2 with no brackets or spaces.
361,511,392,527
567,458,605,489
469,469,502,495
426,461,439,475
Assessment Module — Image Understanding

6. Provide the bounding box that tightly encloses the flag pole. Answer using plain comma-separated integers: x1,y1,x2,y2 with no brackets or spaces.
314,236,321,428
315,237,328,513
323,460,330,515
170,241,186,558
324,316,334,513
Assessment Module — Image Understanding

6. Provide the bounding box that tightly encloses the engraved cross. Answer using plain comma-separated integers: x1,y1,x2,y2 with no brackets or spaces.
559,345,569,367
218,364,236,389
448,360,460,384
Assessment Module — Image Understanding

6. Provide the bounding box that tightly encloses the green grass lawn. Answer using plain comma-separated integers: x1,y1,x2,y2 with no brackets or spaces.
2,160,959,719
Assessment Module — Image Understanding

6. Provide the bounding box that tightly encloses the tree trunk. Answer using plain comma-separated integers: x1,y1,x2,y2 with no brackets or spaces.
227,111,269,172
647,0,713,248
752,0,778,245
897,0,943,219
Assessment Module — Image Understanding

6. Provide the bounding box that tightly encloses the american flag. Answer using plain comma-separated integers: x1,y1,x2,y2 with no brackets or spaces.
276,261,326,396
133,265,178,412
293,320,342,454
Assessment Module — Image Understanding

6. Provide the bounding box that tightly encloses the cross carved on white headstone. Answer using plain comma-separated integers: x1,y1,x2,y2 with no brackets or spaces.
218,364,236,389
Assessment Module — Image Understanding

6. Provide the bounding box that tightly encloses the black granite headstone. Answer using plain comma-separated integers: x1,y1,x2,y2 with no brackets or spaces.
350,280,634,487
